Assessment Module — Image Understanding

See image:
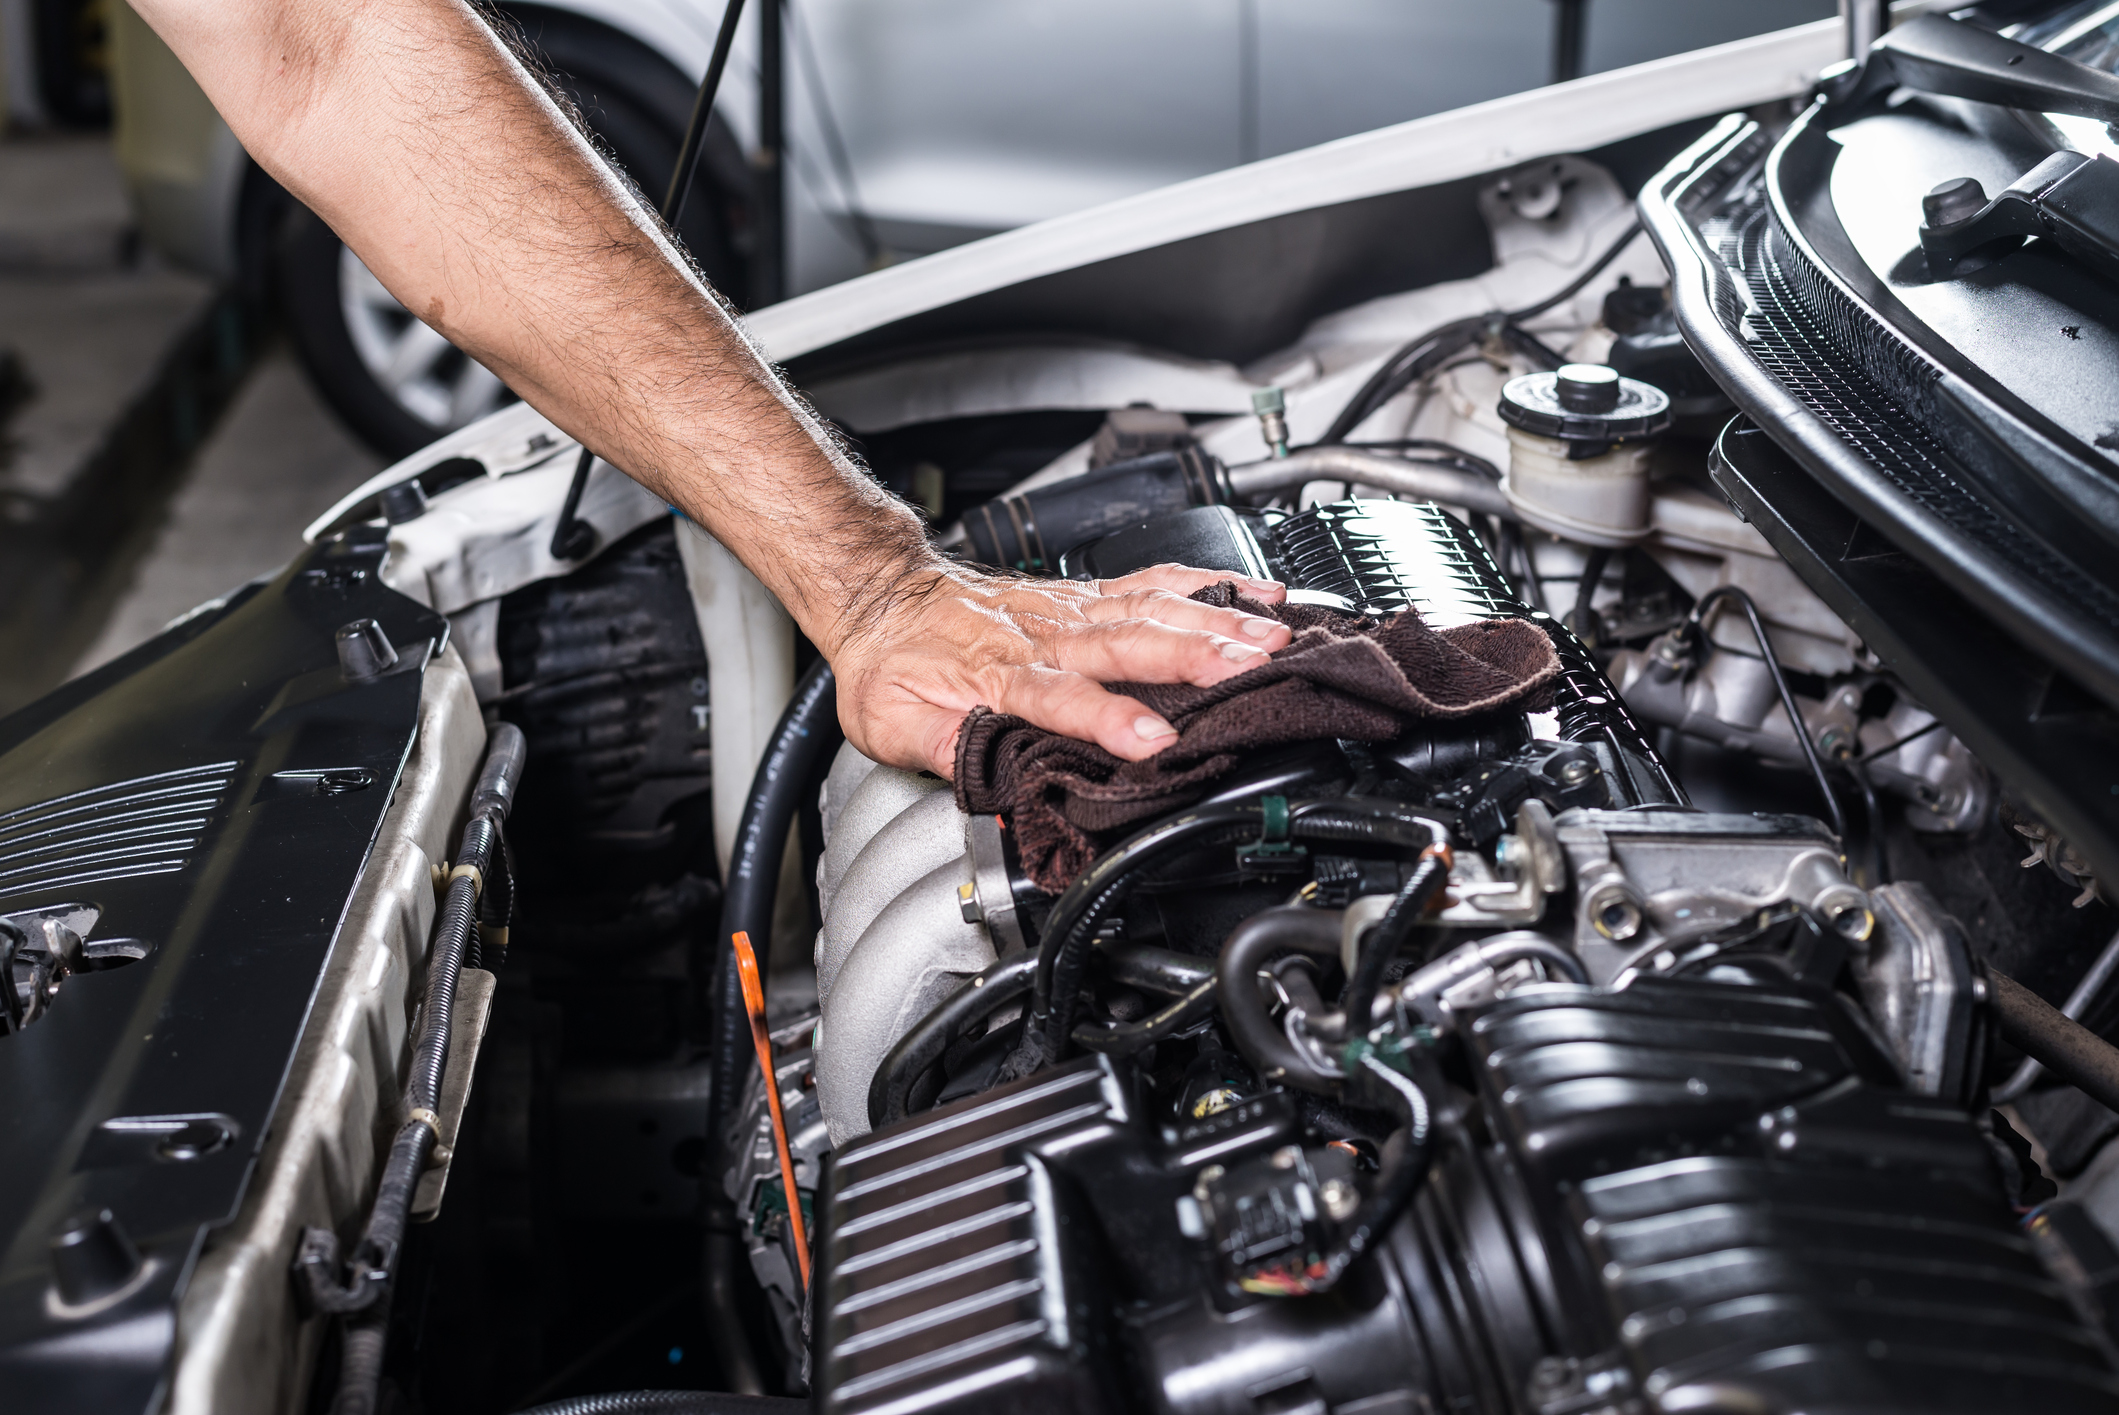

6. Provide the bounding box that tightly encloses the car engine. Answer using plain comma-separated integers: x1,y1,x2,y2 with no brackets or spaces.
731,490,2115,1415
14,9,2119,1412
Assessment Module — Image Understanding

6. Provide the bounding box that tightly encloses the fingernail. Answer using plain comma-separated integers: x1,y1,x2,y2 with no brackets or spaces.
1240,618,1278,640
1135,715,1178,742
1243,578,1283,592
1219,639,1266,662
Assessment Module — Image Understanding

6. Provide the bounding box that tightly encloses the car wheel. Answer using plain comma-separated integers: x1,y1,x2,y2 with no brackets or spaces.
277,11,747,461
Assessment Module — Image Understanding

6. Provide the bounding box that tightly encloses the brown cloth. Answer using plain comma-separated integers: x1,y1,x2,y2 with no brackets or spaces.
955,583,1561,893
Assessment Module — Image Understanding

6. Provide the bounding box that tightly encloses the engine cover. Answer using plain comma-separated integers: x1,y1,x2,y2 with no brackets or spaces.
816,973,2118,1415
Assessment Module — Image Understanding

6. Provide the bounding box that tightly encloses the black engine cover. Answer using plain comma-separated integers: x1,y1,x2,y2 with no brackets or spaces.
816,973,2119,1415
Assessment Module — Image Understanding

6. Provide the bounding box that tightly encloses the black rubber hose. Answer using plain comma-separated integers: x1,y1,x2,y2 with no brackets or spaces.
1317,315,1490,446
1989,970,2119,1115
1097,940,1215,994
707,659,841,1164
1688,585,1848,843
1497,321,1567,371
870,953,1039,1130
1073,977,1218,1056
1343,438,1502,481
1335,848,1451,1040
701,660,839,1391
1504,217,1642,321
1215,906,1348,1094
1314,218,1641,448
1031,799,1452,1068
1030,804,1269,1063
515,1394,805,1415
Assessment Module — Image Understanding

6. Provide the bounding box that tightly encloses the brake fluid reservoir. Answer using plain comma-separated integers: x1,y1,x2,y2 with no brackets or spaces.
1498,363,1671,547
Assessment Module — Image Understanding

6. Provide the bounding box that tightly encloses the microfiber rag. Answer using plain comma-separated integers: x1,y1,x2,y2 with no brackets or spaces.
954,582,1561,892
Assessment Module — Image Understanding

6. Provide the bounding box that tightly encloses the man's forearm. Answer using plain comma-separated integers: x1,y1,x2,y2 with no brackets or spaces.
132,0,928,654
140,0,1295,776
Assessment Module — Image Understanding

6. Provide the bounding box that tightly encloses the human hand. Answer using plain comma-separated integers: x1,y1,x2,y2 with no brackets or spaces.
827,562,1292,777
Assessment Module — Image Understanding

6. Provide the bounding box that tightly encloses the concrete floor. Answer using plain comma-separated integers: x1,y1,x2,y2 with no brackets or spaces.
0,130,385,686
71,346,385,675
0,133,209,510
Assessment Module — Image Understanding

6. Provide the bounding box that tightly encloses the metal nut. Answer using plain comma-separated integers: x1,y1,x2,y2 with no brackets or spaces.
1585,883,1644,942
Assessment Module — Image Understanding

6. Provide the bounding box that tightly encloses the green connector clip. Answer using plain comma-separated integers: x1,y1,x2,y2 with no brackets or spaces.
1236,794,1308,877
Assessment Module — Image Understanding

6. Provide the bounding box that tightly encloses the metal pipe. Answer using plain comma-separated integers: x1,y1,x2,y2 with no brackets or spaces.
1226,448,1512,518
752,0,786,307
1994,926,2119,1104
1989,969,2119,1116
1551,0,1588,84
1840,0,1886,61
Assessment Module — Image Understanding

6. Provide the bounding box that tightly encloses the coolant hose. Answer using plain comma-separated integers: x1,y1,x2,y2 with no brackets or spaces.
701,660,838,1394
515,1394,806,1415
707,658,841,1164
1215,906,1348,1094
1989,970,2119,1115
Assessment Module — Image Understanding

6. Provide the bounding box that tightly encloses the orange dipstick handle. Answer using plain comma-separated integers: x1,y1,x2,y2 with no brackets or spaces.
732,931,811,1288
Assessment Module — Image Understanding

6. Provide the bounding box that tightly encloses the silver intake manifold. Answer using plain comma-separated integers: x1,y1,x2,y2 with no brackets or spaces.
811,744,998,1143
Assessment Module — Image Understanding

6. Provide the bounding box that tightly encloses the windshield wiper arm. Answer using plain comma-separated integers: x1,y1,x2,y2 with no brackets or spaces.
1920,148,2119,286
1826,12,2119,125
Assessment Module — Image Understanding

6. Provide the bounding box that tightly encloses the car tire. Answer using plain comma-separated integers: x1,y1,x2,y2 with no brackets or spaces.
276,8,748,462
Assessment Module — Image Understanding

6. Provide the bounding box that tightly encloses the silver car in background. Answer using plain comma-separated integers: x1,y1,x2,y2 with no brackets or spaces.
108,0,1831,458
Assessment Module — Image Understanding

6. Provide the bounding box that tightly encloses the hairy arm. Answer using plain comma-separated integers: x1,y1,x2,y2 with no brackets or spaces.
131,0,1289,772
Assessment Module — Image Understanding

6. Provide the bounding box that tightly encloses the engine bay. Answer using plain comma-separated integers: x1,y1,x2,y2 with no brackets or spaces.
15,11,2119,1410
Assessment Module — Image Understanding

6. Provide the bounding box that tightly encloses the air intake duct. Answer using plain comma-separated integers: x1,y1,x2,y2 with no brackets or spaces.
955,448,1230,573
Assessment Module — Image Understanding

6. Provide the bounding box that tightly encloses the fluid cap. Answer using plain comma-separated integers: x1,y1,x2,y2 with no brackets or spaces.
50,1208,142,1306
1498,365,1671,444
1555,363,1620,413
336,618,400,681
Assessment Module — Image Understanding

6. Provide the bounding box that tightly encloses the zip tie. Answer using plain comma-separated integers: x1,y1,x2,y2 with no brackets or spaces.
446,863,484,898
405,1107,442,1138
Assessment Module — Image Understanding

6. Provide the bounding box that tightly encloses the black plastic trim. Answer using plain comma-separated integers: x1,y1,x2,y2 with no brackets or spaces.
1641,108,2119,713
